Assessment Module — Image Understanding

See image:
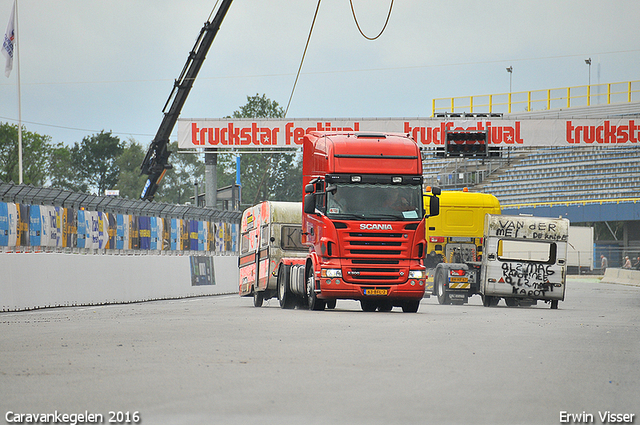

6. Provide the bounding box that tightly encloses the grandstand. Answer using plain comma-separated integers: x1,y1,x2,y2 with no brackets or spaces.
474,145,640,204
424,89,640,269
423,100,640,205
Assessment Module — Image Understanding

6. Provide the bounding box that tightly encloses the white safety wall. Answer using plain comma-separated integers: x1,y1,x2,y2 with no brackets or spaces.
0,253,239,311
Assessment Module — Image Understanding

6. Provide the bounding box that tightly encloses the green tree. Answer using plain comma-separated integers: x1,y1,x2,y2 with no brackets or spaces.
72,131,123,195
48,142,86,192
230,93,285,119
221,94,302,206
114,138,148,199
0,122,52,186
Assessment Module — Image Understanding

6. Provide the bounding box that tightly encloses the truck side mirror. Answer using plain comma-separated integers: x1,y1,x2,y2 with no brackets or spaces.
304,184,315,194
304,193,316,214
427,194,440,217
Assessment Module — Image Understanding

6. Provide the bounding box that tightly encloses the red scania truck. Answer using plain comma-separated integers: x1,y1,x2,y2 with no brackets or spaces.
240,131,440,312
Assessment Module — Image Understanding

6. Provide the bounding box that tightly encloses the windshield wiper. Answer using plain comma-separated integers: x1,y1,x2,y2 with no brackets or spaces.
367,213,403,220
328,213,366,220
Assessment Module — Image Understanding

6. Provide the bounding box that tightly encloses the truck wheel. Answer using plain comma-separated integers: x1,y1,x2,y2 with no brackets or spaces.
360,300,377,312
436,269,451,305
378,301,393,312
550,300,559,309
326,299,337,310
253,290,264,307
306,266,325,311
278,265,296,309
505,297,518,307
482,295,497,307
402,300,420,313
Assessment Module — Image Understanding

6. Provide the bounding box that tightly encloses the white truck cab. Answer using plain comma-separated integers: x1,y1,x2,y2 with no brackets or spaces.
480,214,569,309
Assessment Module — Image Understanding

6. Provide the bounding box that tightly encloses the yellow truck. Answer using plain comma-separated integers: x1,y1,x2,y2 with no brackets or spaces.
424,190,501,305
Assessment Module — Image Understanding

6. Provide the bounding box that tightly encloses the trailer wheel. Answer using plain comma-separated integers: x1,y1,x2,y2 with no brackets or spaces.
253,290,264,307
401,300,420,313
550,300,559,309
278,265,296,309
436,269,451,305
306,266,325,311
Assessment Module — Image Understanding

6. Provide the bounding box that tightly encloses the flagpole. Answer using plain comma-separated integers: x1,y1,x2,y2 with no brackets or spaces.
14,0,22,184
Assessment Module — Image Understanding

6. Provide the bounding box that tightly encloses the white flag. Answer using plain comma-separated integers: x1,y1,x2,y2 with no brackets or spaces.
2,2,15,78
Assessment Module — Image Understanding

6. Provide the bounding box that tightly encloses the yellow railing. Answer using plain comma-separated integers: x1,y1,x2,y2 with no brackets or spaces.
502,197,640,210
432,80,639,116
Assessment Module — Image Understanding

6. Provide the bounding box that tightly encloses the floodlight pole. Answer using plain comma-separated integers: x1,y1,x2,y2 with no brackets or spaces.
585,58,592,106
506,66,513,113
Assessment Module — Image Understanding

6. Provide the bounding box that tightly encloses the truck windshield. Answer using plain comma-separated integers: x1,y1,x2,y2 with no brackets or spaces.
326,183,423,221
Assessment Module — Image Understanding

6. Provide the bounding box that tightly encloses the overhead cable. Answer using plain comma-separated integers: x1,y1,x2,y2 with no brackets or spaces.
349,0,394,41
285,0,322,118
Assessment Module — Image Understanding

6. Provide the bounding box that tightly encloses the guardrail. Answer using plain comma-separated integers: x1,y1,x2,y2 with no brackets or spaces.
433,80,639,115
501,197,640,210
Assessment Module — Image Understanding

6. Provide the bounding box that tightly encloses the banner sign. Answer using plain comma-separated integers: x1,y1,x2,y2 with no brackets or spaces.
177,118,640,149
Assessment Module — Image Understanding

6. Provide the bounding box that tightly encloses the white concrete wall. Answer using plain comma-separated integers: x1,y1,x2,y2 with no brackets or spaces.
601,268,640,286
0,253,239,311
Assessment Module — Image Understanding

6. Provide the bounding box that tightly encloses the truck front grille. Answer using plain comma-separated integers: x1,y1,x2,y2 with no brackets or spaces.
346,232,407,257
340,231,411,284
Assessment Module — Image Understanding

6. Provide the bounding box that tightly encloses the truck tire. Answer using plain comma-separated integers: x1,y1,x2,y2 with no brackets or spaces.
278,265,296,309
360,300,377,312
435,268,451,305
550,300,559,309
401,300,420,313
378,301,393,312
253,290,264,307
306,266,325,311
505,297,518,307
482,295,499,307
326,299,337,310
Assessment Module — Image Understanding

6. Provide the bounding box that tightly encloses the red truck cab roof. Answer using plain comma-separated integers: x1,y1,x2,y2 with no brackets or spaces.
302,132,422,183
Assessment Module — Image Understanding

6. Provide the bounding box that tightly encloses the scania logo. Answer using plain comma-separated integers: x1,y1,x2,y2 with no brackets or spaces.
347,271,360,276
360,223,393,230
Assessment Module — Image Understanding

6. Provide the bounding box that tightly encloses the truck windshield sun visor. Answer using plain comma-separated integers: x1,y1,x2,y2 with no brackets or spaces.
326,174,423,185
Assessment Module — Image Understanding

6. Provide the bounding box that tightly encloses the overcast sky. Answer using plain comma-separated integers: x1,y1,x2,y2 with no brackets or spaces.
1,0,639,146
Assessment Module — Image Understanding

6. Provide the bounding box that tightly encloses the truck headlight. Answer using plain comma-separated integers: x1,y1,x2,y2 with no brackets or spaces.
408,270,425,279
321,269,342,278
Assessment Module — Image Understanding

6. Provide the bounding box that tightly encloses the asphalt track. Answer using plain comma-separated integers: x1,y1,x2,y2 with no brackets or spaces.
1,276,638,425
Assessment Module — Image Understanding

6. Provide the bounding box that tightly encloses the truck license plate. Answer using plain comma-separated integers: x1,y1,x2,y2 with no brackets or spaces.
450,277,468,283
364,288,388,296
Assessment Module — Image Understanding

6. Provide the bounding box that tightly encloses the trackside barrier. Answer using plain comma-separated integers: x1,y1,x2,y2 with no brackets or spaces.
0,253,239,311
0,182,243,311
601,268,640,286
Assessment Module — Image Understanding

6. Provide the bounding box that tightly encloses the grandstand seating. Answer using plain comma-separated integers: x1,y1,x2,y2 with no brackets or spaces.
476,146,640,205
423,101,640,207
